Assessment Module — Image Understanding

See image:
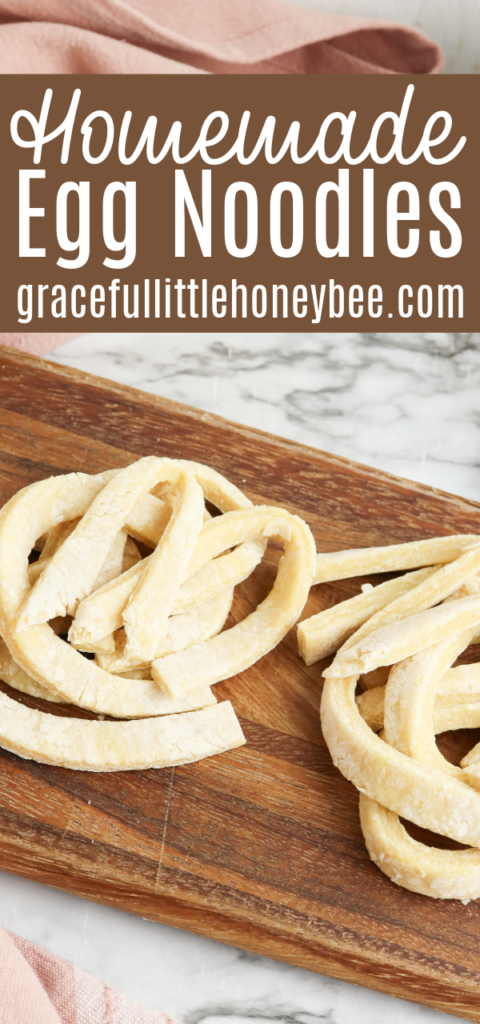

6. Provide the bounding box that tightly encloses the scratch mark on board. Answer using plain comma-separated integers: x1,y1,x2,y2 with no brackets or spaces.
155,766,175,892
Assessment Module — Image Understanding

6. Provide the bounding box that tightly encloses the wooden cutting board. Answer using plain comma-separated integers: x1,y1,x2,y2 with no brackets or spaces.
1,347,480,1023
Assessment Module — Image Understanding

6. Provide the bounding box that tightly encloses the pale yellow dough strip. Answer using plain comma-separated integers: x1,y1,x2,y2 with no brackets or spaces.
383,631,476,780
72,634,116,655
0,635,216,715
32,467,219,562
123,491,171,546
68,458,261,650
314,535,479,585
123,469,205,663
302,545,480,668
298,567,436,666
360,795,480,901
359,631,480,900
36,518,140,592
0,637,67,704
357,663,480,733
0,694,244,771
69,536,265,650
37,517,81,562
161,459,253,514
3,625,221,719
33,488,172,557
92,528,128,591
152,506,316,698
3,472,115,612
29,531,141,592
96,588,234,674
0,476,218,717
68,559,151,648
18,458,190,627
320,673,480,847
28,499,161,585
323,596,480,679
458,721,480,790
340,546,480,653
316,538,480,899
359,666,391,690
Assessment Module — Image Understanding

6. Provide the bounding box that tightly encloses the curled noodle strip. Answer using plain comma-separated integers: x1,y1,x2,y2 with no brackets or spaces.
0,456,315,772
300,535,480,899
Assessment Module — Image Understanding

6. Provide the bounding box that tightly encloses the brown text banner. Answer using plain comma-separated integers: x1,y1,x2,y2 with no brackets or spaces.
1,75,477,332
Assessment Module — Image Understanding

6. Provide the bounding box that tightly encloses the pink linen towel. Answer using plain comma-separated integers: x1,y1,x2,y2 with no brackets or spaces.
0,0,442,358
2,333,83,356
0,925,178,1024
0,0,442,76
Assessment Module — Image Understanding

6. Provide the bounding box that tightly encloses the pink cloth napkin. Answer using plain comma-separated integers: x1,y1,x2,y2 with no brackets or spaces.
0,0,442,358
0,925,178,1024
1,333,83,356
0,0,442,76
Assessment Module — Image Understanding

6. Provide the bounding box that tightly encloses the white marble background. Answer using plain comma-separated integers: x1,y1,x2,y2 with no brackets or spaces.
49,331,480,503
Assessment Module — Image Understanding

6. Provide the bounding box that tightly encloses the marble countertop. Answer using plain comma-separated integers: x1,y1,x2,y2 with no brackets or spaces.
1,329,479,1024
51,331,480,504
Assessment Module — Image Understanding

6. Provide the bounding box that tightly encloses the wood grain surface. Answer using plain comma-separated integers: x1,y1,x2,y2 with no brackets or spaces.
1,347,480,1022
